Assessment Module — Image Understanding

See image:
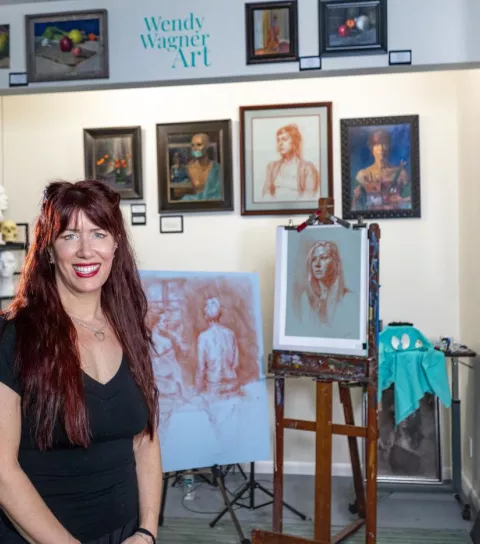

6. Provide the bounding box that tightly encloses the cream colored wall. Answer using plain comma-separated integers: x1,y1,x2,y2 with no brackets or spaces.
1,70,460,474
458,68,480,506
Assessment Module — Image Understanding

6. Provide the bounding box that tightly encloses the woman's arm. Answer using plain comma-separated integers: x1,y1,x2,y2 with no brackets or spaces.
0,383,80,544
133,430,163,539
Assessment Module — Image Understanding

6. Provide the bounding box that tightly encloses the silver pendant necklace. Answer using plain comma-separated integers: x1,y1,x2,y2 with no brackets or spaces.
70,315,108,342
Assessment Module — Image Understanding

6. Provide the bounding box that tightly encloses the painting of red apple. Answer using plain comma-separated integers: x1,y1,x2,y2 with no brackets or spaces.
26,9,108,83
319,0,387,56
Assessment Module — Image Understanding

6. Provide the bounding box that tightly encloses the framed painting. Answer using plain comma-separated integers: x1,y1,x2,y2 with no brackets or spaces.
364,387,443,484
240,102,333,216
83,126,143,200
25,9,108,83
273,224,369,357
0,25,9,69
245,1,298,64
139,270,270,472
156,119,233,214
341,115,421,220
319,0,387,56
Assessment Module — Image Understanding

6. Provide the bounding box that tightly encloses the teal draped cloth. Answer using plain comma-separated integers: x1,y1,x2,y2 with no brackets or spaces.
378,325,451,425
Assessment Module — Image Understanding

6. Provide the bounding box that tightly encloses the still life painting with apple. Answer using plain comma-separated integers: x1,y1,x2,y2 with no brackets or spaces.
25,9,108,83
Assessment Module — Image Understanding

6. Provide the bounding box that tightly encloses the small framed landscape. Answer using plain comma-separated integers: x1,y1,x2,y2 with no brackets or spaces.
156,119,233,214
83,126,143,200
240,102,333,216
341,115,421,220
25,9,108,83
319,0,387,56
245,1,298,65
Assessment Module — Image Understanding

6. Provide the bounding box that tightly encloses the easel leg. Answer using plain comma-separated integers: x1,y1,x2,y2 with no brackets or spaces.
158,473,169,526
315,381,333,542
365,383,378,543
211,465,250,544
273,377,285,533
338,384,366,518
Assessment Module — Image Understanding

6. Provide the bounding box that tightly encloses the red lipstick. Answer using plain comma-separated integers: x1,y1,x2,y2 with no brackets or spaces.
72,263,100,278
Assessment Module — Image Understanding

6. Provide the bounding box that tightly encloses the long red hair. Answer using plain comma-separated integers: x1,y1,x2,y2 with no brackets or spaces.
3,180,159,450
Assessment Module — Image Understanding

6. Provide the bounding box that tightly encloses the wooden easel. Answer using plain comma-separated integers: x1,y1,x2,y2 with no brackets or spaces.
256,199,380,544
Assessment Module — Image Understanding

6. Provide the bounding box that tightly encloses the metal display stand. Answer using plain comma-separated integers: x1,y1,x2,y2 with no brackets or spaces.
256,199,381,544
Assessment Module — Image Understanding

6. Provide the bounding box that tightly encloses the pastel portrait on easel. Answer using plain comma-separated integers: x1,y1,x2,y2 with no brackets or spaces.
273,224,369,357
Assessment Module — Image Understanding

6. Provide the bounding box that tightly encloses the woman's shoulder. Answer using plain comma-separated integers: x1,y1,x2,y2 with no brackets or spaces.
0,316,16,357
0,316,19,394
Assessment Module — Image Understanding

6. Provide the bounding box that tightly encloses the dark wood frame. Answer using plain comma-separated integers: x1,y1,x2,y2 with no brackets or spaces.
25,9,109,83
156,119,233,215
240,102,334,216
265,204,380,544
341,115,421,220
83,125,143,200
318,0,388,56
245,1,299,65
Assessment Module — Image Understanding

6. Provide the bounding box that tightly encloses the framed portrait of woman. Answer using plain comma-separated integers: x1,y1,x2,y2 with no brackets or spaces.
273,224,369,357
240,102,333,216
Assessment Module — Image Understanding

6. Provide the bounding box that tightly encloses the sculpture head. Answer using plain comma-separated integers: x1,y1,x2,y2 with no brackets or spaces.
0,250,16,279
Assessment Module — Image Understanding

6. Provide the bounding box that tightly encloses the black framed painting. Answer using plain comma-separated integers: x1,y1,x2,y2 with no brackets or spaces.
245,1,298,64
340,115,421,220
25,9,109,83
156,119,233,214
83,126,143,200
319,0,387,56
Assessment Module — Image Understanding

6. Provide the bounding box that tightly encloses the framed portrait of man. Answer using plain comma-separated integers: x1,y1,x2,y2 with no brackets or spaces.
156,120,233,214
240,102,333,216
340,115,421,220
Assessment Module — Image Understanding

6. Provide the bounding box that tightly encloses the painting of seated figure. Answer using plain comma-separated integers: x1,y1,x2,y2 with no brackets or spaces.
140,270,270,472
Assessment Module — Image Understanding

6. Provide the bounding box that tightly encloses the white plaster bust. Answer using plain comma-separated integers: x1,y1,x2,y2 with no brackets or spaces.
0,185,8,222
0,186,9,246
0,251,17,298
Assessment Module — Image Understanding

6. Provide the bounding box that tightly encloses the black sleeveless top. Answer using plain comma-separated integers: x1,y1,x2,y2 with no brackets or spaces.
0,320,149,542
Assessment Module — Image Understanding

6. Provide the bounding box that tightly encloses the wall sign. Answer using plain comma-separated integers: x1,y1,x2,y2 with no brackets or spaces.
131,203,146,226
160,215,183,234
140,12,211,69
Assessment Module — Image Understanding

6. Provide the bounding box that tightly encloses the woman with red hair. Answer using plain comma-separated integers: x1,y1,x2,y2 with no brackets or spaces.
0,180,161,544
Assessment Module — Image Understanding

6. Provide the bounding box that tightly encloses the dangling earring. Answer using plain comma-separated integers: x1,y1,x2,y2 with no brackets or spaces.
48,252,54,264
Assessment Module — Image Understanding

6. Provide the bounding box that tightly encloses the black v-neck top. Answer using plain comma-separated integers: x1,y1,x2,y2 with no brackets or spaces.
0,320,149,542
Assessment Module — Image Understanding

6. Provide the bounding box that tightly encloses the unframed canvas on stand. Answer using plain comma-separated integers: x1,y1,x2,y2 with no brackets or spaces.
140,270,270,473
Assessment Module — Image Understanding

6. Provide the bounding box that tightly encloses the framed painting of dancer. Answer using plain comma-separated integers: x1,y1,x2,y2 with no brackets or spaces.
273,224,369,357
341,115,421,220
240,102,333,216
245,1,299,65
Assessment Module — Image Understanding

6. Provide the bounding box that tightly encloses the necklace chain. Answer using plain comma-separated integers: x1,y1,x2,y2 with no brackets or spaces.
70,315,108,342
